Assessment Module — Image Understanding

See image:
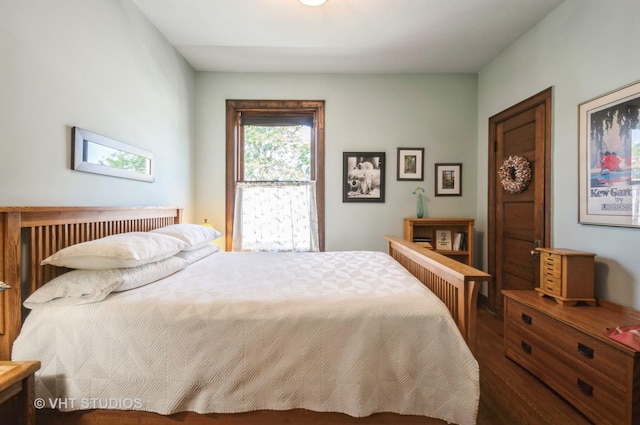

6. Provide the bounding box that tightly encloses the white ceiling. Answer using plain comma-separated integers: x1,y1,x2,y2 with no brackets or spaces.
131,0,564,74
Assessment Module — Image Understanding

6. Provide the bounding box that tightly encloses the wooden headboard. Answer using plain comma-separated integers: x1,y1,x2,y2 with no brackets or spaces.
0,207,182,360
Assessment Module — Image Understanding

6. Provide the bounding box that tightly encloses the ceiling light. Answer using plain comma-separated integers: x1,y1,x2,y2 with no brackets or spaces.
299,0,328,6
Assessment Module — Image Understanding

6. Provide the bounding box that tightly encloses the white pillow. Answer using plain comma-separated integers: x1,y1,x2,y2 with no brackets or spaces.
151,224,222,251
112,255,189,292
25,256,189,309
175,243,220,264
24,269,122,309
41,232,188,270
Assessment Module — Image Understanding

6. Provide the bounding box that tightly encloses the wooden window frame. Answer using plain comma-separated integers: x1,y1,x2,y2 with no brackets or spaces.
225,99,325,251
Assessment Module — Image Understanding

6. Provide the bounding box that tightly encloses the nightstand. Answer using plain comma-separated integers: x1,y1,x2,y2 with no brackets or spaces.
0,361,41,425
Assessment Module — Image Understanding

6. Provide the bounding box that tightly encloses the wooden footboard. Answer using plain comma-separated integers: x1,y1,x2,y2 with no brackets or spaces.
385,236,491,354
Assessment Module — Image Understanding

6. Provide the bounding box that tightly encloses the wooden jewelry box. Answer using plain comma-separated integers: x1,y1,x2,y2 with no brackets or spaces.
534,247,596,306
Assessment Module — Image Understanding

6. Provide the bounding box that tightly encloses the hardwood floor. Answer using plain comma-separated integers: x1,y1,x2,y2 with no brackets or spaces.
475,306,593,425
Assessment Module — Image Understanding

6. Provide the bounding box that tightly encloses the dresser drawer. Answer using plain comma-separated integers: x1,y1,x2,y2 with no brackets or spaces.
506,300,627,385
505,324,625,425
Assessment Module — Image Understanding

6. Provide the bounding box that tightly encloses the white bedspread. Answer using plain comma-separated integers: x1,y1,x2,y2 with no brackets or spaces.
12,250,479,424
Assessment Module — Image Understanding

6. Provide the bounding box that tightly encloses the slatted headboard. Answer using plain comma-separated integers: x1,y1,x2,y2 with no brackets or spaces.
0,207,182,360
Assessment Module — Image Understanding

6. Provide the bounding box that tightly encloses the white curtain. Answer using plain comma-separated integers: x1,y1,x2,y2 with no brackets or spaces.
233,181,319,252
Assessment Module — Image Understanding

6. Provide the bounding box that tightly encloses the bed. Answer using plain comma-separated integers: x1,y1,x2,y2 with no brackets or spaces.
0,206,491,425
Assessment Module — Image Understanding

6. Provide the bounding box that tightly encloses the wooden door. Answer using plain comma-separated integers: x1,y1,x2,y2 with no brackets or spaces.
488,88,552,314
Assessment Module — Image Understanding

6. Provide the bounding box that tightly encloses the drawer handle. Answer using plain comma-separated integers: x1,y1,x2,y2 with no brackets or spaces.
521,313,532,325
577,342,594,359
520,341,532,354
577,378,593,397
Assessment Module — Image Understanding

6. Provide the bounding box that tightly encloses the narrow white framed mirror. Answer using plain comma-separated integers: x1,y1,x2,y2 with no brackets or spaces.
72,127,154,182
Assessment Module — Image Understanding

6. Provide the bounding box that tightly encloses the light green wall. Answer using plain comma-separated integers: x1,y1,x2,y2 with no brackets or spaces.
477,0,640,308
0,0,195,220
6,0,638,308
195,72,478,252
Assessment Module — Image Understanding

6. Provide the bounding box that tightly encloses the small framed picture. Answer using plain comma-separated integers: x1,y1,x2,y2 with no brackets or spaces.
435,163,462,196
343,152,385,202
397,148,424,181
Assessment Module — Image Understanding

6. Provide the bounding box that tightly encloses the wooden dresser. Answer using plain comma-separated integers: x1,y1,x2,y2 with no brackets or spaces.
503,290,640,425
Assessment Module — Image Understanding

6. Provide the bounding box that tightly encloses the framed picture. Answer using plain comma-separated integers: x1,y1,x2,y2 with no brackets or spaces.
397,147,424,181
578,80,640,227
435,163,462,196
343,152,385,202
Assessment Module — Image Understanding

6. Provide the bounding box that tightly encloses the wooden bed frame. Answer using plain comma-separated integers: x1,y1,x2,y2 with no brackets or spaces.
0,206,491,425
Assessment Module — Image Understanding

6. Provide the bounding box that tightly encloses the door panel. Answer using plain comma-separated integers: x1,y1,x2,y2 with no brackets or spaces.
504,126,536,155
488,88,552,314
503,203,535,238
502,238,536,281
502,272,534,291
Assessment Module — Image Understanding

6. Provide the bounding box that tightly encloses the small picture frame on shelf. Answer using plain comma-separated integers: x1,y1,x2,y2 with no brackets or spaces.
435,163,462,196
435,229,452,250
397,148,424,181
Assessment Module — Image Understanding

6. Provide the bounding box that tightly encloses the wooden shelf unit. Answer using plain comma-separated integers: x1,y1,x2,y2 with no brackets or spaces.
403,218,475,266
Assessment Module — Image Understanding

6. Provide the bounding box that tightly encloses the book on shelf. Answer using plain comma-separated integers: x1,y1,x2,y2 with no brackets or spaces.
412,237,432,242
435,230,452,250
412,237,433,249
453,232,468,251
453,233,462,251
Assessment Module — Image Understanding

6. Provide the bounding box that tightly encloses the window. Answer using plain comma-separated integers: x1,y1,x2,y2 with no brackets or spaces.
225,100,325,251
632,129,640,182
